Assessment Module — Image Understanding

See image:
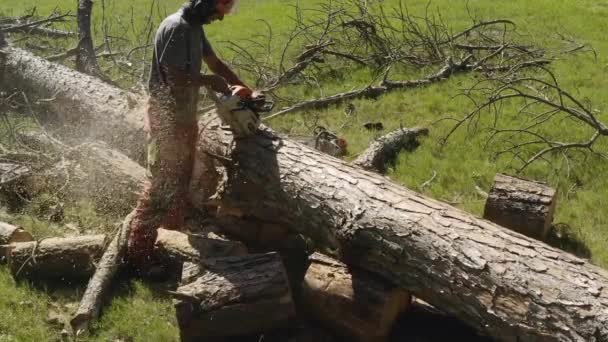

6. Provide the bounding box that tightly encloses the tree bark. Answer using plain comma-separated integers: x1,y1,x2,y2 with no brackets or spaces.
154,228,248,268
190,113,608,342
8,234,106,280
75,0,101,76
483,173,556,240
352,127,429,173
0,46,145,163
174,253,295,341
302,252,411,341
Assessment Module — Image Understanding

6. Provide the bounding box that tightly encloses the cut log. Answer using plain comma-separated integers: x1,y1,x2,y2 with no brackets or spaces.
174,253,295,341
0,46,146,163
302,252,411,341
352,127,429,173
70,210,134,336
8,234,106,280
190,113,608,342
483,173,556,240
0,222,33,262
153,228,248,268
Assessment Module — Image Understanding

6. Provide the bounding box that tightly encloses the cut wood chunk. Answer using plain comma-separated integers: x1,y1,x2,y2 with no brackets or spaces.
174,253,295,341
302,253,411,341
0,222,33,262
353,127,428,173
9,234,106,280
154,228,248,268
483,173,556,240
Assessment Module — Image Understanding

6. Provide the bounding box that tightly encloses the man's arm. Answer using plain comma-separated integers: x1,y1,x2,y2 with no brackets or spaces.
203,50,247,88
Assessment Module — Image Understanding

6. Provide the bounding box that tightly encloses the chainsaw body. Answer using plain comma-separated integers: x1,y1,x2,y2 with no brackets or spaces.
211,93,273,138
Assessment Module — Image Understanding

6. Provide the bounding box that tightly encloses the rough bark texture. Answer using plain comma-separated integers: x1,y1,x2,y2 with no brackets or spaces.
0,46,145,163
154,228,248,268
302,252,411,341
352,127,429,173
8,234,106,280
190,113,608,342
483,174,556,240
174,253,295,341
70,210,134,336
0,222,33,262
75,0,100,76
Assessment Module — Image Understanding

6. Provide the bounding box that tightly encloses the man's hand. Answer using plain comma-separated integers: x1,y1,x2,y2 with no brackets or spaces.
230,85,266,102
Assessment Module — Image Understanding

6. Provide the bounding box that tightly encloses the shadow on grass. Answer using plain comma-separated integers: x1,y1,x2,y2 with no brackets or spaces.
545,223,591,259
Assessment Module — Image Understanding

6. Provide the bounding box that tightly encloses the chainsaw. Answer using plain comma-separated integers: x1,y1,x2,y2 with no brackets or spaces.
206,88,274,137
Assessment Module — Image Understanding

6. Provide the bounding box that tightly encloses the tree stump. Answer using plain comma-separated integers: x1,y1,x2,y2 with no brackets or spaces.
0,222,33,262
174,253,295,341
9,234,106,280
302,253,411,341
483,173,557,240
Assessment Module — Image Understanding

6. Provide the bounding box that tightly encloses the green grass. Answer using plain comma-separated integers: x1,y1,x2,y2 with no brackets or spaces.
1,0,608,340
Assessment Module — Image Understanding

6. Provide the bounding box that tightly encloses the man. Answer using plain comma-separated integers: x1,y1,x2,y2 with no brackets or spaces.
128,0,258,273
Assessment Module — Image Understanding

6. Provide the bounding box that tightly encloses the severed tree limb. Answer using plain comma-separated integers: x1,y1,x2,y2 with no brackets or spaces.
0,13,74,37
70,209,135,337
353,127,429,173
263,56,476,121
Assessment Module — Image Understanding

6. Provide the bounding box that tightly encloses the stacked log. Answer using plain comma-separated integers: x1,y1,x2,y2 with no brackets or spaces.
302,253,411,341
174,253,296,341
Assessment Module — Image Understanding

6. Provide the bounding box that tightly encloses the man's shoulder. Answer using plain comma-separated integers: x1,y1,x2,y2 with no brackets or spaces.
158,11,189,34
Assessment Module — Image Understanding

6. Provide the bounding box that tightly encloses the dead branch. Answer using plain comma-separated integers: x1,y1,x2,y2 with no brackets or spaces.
70,210,134,337
0,13,74,38
443,64,608,172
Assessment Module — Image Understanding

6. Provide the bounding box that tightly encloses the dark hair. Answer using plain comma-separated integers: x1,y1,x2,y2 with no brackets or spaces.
183,0,216,23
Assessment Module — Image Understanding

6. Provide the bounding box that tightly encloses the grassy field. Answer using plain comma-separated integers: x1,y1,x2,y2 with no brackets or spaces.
1,0,608,340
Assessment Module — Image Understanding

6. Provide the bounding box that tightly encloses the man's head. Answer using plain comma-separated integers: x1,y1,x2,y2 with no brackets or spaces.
186,0,237,24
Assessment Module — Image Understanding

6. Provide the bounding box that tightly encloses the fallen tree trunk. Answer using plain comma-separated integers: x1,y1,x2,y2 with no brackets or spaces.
483,173,556,240
353,127,429,173
302,252,411,341
190,113,608,342
0,45,146,163
70,210,134,337
8,234,106,280
174,253,295,340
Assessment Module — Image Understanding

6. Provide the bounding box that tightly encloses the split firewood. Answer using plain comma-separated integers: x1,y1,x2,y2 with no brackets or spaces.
70,210,134,337
302,253,411,341
483,173,557,240
174,253,295,341
0,222,33,262
8,234,106,280
153,228,248,269
353,127,429,173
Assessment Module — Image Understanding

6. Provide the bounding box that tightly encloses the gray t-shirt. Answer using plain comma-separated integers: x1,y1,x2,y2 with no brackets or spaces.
148,9,212,116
